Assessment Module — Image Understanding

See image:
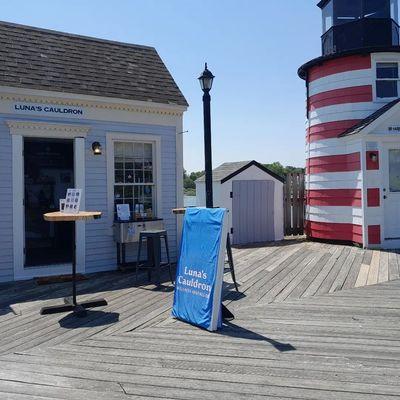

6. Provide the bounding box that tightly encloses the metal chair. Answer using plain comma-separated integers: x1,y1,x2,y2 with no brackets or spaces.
135,229,174,285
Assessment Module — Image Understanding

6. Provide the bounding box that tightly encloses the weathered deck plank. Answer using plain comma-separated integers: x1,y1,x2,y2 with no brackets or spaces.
0,239,399,399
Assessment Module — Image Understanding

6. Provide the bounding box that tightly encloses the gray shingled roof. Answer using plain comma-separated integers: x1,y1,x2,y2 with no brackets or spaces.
196,160,285,184
196,161,250,183
0,21,188,106
340,98,400,137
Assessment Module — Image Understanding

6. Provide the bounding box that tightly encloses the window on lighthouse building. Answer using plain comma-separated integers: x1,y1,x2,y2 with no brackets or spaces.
335,0,362,24
376,62,399,99
322,0,333,33
364,0,390,18
391,0,399,22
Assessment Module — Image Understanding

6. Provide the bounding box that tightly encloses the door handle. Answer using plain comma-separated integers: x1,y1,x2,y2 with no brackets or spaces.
383,195,387,200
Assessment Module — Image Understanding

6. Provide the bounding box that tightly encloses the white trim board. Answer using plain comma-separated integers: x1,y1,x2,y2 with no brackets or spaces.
175,116,184,250
0,85,187,114
7,120,90,137
12,134,24,280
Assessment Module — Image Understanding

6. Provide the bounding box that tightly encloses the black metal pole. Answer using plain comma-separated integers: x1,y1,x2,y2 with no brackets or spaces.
72,221,77,306
203,90,213,208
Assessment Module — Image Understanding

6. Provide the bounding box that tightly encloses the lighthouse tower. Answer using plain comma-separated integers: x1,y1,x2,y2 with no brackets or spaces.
299,0,400,248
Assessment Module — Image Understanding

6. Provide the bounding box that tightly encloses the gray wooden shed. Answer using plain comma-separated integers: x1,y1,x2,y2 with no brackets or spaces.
196,161,285,245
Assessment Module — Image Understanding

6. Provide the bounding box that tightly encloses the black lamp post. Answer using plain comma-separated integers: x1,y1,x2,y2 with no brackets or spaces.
199,64,239,315
198,63,215,208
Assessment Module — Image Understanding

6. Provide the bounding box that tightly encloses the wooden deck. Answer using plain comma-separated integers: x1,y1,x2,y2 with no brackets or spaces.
0,238,399,399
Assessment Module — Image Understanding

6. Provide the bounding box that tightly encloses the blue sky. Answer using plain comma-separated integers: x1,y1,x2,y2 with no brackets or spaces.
2,1,322,172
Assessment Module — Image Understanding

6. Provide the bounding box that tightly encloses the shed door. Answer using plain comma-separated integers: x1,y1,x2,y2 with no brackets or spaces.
232,180,275,245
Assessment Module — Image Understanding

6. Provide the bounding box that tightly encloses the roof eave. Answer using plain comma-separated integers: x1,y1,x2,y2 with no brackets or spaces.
221,160,285,184
339,99,400,137
0,85,188,113
298,46,400,80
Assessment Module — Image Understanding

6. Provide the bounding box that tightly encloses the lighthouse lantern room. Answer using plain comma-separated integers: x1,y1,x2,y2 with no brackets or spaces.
299,0,400,249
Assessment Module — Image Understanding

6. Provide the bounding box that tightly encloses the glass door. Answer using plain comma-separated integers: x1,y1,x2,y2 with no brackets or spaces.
384,147,400,240
24,138,74,267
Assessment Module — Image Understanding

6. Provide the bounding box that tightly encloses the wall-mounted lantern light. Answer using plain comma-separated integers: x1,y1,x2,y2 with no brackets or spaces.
92,141,102,155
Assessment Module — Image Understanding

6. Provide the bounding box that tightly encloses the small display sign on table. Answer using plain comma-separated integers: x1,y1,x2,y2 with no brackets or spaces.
172,207,228,331
63,188,82,213
116,204,131,221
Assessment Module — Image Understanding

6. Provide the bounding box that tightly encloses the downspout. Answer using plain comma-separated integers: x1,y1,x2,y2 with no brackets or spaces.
305,71,312,235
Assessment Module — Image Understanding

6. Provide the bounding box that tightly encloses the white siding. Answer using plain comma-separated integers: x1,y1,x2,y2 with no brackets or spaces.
308,69,372,97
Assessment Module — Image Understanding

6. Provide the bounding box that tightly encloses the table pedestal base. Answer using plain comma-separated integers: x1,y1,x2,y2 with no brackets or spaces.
40,213,106,318
40,298,107,317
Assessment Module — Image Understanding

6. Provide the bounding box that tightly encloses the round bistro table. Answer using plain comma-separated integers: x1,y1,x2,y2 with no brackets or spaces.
40,211,107,317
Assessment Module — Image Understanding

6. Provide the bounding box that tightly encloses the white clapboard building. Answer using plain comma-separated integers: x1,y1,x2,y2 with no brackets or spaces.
0,21,187,282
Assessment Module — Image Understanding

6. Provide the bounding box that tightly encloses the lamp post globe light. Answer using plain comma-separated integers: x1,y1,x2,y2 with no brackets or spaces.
198,63,215,208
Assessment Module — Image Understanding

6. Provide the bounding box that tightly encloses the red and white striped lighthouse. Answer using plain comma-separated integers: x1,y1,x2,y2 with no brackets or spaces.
299,0,400,248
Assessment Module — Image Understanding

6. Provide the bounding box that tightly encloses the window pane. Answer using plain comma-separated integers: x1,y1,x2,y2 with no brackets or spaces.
135,170,143,183
134,143,144,158
389,149,400,192
125,160,134,169
134,160,143,170
124,142,133,158
144,171,153,183
377,62,398,78
144,185,153,197
144,199,153,217
124,186,133,199
114,186,123,200
364,0,390,18
125,170,134,183
335,0,362,24
144,143,152,159
115,142,124,157
144,198,153,207
376,80,398,97
115,170,124,183
391,0,398,22
144,160,152,170
115,157,123,170
322,0,333,33
134,186,141,199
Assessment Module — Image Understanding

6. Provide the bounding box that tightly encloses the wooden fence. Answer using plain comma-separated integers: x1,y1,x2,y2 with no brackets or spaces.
284,173,305,236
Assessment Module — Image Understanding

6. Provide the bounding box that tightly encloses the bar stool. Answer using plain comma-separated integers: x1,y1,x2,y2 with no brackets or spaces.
136,229,174,285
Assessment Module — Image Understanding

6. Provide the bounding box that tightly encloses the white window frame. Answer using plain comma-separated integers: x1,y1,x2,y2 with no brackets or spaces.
373,56,400,102
106,132,162,228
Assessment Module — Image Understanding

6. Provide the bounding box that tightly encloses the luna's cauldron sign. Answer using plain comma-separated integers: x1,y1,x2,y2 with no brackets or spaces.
172,207,228,331
14,103,84,115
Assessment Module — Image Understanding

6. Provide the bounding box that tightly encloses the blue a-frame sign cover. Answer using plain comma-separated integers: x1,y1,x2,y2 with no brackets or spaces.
172,207,227,331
